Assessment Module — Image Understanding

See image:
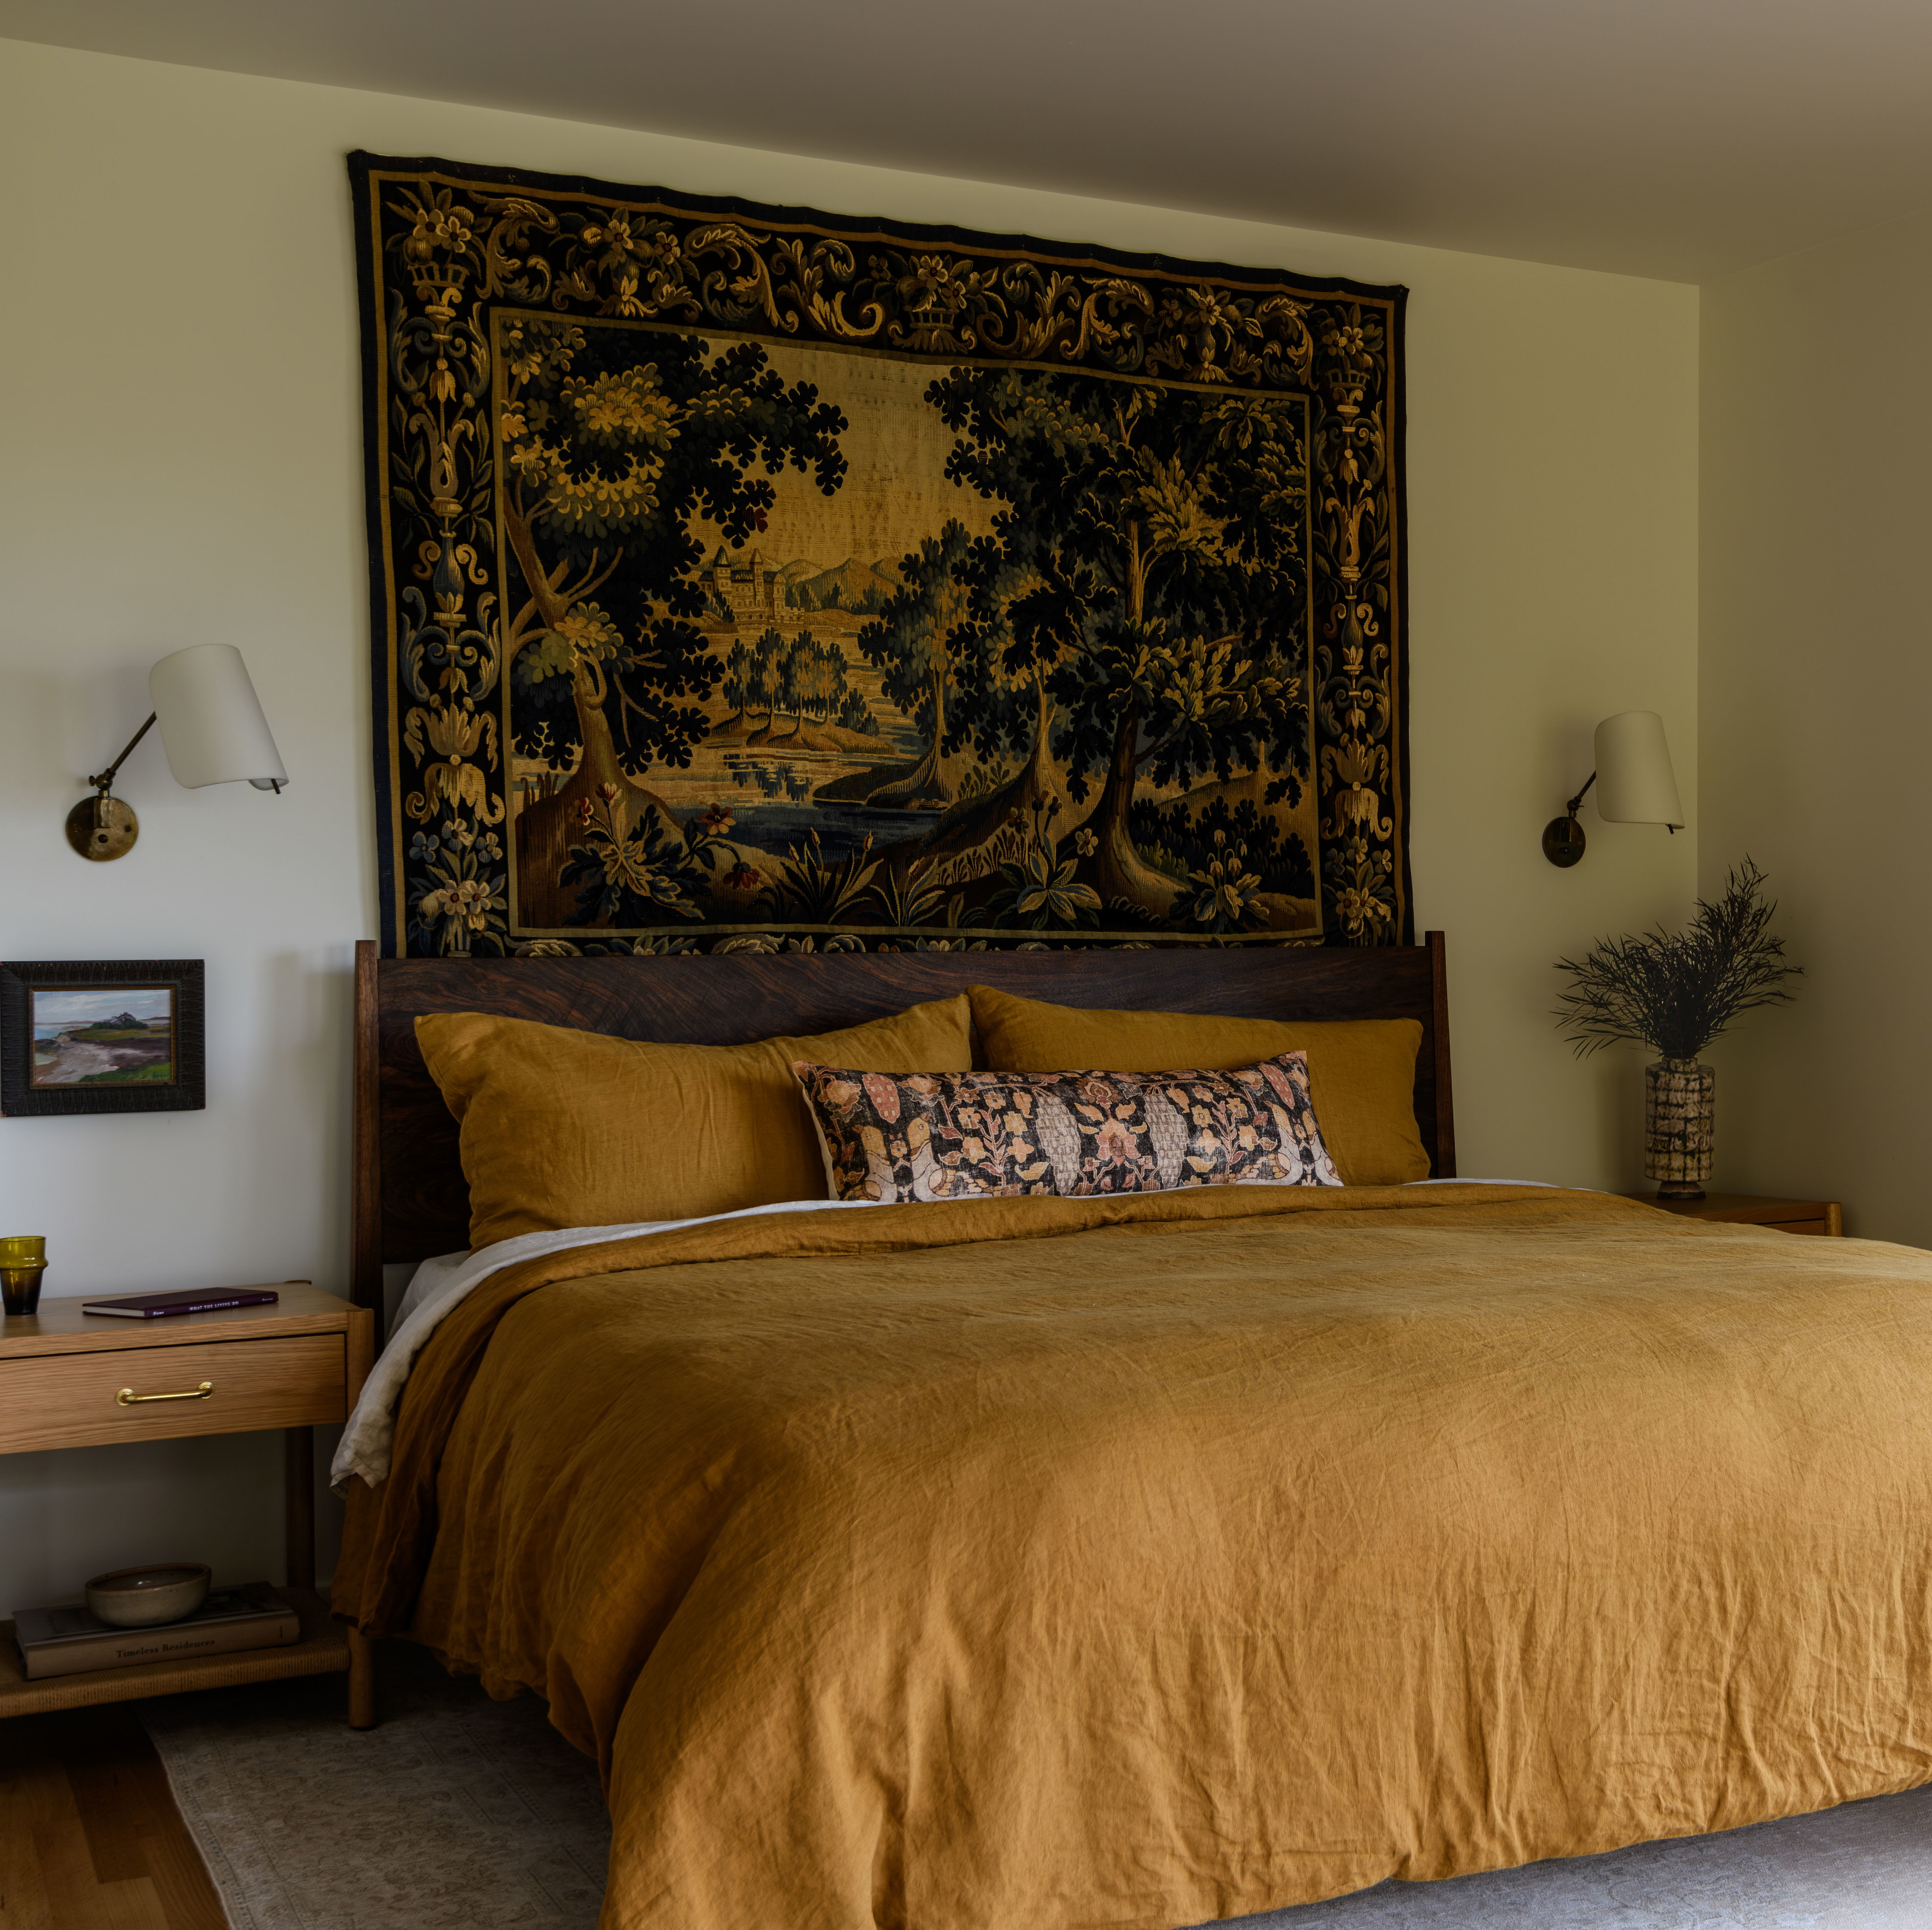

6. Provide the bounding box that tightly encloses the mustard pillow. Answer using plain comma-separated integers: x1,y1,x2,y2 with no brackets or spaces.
966,984,1429,1186
418,995,974,1249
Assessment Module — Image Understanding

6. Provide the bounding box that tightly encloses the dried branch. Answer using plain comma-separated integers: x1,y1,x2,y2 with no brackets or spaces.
1553,857,1801,1062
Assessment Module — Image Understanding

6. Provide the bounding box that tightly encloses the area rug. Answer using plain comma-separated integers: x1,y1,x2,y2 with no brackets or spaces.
142,1650,1932,1929
138,1645,609,1928
1252,1784,1932,1927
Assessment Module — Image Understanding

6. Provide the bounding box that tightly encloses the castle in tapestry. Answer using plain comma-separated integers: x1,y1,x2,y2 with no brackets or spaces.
701,547,784,623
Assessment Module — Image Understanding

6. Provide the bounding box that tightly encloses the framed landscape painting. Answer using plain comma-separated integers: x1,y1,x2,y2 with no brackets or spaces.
0,961,206,1116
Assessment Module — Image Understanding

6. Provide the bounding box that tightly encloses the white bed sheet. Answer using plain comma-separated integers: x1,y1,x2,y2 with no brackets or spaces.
331,1197,881,1492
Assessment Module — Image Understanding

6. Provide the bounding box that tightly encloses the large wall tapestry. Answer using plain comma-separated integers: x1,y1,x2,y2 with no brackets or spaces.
350,153,1409,957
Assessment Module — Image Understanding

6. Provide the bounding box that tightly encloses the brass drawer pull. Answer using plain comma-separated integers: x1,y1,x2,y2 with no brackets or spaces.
116,1380,214,1406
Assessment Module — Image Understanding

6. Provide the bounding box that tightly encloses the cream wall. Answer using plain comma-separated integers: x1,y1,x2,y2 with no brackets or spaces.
0,38,1698,1612
1699,211,1932,1242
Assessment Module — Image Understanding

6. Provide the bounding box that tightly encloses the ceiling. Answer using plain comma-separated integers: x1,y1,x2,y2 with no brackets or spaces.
6,0,1930,282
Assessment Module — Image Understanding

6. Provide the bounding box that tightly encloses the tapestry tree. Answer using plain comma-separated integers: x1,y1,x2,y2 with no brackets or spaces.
857,522,979,808
928,368,1310,922
497,316,847,919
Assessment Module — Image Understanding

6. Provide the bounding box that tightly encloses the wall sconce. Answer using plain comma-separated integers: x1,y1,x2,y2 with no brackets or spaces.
1543,711,1684,866
66,644,289,862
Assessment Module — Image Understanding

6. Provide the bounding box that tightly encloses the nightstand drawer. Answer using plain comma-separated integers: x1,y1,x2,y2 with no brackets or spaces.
0,1334,347,1453
1624,1193,1844,1236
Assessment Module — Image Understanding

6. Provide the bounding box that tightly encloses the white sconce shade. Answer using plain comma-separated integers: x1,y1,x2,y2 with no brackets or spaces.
1593,711,1682,828
149,644,288,791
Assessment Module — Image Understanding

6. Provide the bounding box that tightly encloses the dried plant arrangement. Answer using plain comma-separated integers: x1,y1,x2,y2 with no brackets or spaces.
1553,858,1801,1061
1553,859,1801,1198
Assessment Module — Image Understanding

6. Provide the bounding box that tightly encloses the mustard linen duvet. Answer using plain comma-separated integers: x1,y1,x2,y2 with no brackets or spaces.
334,1185,1932,1929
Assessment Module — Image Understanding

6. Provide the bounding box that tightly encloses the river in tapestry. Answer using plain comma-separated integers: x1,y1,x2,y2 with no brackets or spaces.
488,314,1317,945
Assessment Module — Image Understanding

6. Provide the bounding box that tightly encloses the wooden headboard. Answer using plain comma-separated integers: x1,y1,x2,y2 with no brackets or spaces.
352,934,1455,1318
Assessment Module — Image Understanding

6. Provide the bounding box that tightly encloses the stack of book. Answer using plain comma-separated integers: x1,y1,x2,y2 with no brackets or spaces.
11,1582,298,1680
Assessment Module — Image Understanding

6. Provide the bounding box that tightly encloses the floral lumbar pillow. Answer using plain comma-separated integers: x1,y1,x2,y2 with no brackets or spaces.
791,1054,1343,1204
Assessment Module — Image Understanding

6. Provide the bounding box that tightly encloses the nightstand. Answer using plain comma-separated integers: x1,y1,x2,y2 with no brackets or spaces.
0,1283,376,1726
1622,1192,1844,1237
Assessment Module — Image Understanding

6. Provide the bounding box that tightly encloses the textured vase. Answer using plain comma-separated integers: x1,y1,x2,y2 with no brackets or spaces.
1645,1058,1714,1199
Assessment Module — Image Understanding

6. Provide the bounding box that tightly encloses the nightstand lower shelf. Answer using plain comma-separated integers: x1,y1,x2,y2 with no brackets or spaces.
0,1584,345,1718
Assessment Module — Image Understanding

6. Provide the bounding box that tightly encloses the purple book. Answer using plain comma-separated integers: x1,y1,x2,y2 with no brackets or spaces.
80,1288,280,1320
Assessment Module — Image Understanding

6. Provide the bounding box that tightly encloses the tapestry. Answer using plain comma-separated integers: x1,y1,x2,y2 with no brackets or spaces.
350,153,1409,957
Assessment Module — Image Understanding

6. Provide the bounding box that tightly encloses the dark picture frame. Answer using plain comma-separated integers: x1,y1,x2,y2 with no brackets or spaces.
0,960,206,1116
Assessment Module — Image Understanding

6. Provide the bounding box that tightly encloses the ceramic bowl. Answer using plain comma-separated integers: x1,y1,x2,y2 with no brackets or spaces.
85,1563,211,1627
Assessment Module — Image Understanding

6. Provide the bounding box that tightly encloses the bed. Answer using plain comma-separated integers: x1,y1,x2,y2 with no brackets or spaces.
332,934,1932,1930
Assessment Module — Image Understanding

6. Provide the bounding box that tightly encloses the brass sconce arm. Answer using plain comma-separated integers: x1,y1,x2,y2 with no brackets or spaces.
86,711,158,797
1543,771,1595,868
66,712,159,862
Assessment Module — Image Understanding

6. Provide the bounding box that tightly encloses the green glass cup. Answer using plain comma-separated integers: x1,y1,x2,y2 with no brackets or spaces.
1,1236,46,1316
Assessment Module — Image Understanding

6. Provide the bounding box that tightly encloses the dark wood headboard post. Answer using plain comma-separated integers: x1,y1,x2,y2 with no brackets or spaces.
349,934,1457,1320
1428,928,1456,1181
352,939,384,1331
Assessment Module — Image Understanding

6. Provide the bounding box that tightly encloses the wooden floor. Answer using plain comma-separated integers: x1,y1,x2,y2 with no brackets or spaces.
1,1704,227,1929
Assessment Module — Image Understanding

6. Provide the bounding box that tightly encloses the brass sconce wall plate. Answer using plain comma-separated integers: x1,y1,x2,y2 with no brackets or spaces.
1542,814,1585,867
66,709,154,863
65,793,139,862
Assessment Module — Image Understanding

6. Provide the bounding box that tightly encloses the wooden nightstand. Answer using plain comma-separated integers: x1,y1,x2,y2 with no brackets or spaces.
0,1283,376,1726
1622,1192,1844,1237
